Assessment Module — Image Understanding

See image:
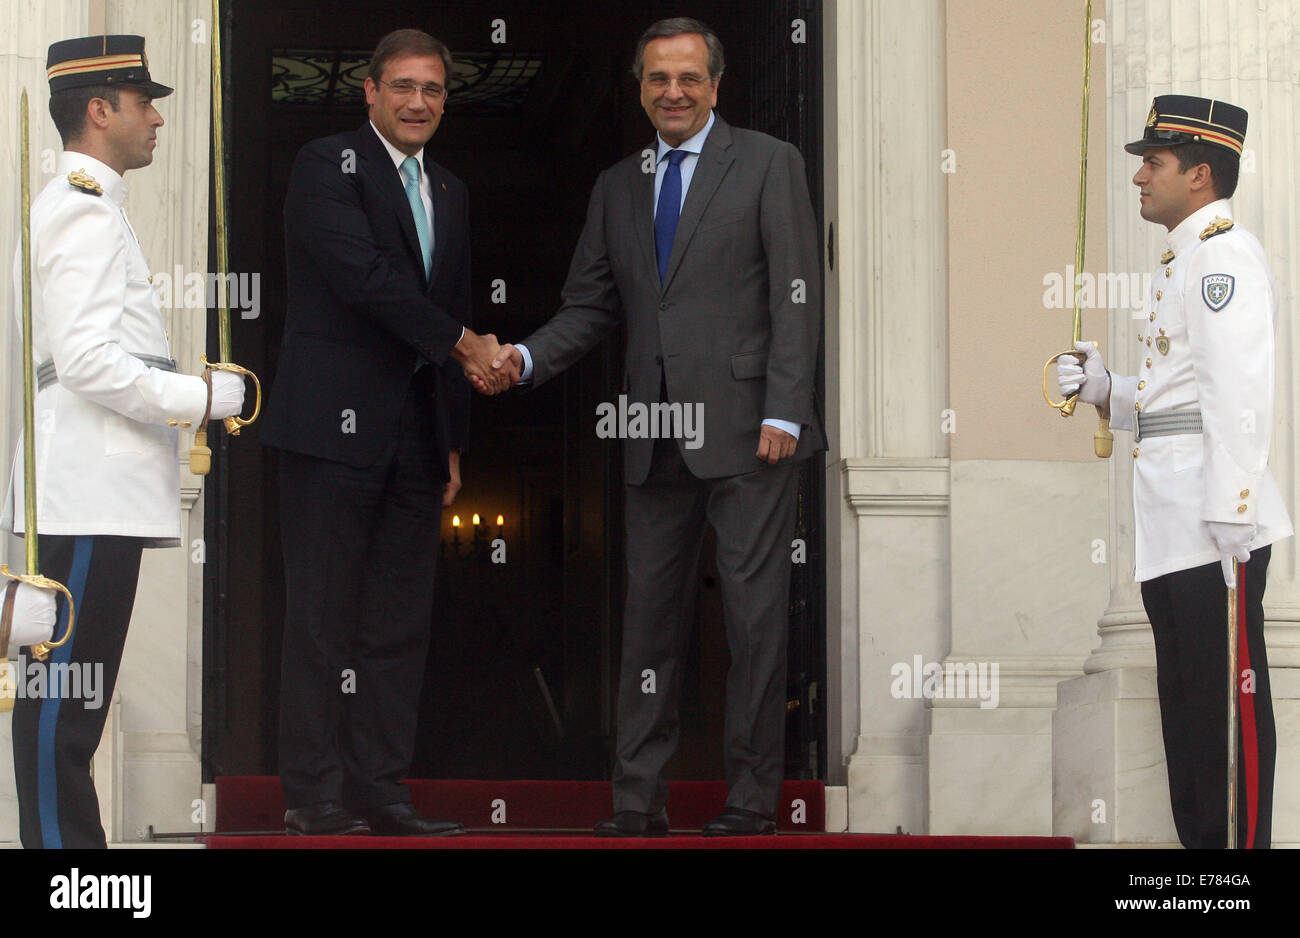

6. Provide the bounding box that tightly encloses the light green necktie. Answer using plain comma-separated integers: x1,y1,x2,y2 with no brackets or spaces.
400,156,432,277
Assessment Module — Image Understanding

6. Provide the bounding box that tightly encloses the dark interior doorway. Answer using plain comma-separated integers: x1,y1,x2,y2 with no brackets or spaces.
205,0,825,785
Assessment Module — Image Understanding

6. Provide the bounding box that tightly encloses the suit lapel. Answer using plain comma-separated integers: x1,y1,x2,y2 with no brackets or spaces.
631,148,658,285
425,153,451,293
661,115,734,292
360,122,426,288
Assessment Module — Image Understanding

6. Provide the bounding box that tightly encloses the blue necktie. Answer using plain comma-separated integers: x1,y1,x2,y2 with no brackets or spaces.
401,156,432,278
655,149,689,283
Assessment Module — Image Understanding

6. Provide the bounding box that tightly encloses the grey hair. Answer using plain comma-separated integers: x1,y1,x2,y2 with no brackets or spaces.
632,17,725,81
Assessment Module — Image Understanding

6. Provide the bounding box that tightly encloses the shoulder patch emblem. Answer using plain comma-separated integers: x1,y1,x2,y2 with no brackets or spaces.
1199,216,1234,240
1202,274,1235,312
67,169,102,196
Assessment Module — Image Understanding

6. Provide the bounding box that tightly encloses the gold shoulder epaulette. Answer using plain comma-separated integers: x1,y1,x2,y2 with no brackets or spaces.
67,169,102,196
1199,216,1234,241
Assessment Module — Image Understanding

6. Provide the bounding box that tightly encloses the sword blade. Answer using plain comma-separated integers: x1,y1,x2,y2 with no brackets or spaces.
19,89,37,576
212,0,231,362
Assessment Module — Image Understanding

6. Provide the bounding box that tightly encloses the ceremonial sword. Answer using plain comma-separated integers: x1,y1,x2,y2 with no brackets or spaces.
189,0,261,476
1040,0,1114,460
0,91,79,712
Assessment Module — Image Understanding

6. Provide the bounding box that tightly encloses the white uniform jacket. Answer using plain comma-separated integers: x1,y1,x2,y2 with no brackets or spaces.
1109,198,1293,581
2,152,209,546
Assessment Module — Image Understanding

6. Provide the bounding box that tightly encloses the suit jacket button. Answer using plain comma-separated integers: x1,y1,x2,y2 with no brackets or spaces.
659,302,669,310
1238,505,1248,514
1240,489,1251,498
655,355,663,365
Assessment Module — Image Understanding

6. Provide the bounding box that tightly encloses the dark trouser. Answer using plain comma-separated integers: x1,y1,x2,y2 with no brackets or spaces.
12,535,144,849
613,436,799,818
277,372,445,811
1140,545,1275,849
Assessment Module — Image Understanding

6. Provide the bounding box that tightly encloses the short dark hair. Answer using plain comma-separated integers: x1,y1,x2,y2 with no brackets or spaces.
1175,142,1240,199
368,28,454,84
49,85,119,145
632,17,724,81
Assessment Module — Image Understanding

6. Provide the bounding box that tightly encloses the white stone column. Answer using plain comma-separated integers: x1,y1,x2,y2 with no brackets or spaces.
824,0,951,834
1055,0,1300,844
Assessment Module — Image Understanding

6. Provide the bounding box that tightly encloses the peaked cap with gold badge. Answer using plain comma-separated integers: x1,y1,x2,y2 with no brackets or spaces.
1125,94,1246,156
46,34,173,99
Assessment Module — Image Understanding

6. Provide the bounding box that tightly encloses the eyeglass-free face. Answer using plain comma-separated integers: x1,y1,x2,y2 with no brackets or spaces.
639,33,718,148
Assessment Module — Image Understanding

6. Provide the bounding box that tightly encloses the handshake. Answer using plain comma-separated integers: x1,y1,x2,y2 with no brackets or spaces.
452,329,523,396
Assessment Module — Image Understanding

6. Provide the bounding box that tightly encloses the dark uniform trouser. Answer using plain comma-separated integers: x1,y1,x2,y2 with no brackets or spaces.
1141,544,1274,849
613,435,799,818
277,369,445,811
12,534,144,849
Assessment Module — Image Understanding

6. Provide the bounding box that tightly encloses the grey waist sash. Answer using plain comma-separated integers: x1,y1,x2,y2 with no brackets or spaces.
1134,408,1203,443
36,353,177,392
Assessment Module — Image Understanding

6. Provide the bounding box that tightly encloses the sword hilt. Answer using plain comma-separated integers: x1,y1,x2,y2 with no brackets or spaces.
1,565,76,662
201,355,262,437
1043,347,1113,459
1042,349,1085,416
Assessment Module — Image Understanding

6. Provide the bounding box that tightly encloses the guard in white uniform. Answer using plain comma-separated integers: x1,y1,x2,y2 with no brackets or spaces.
2,35,244,848
1060,95,1292,849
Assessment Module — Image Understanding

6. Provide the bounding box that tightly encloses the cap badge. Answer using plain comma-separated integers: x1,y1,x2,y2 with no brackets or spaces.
1146,102,1159,127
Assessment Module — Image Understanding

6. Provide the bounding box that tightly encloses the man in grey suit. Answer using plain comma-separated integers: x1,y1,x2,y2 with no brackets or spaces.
479,17,823,836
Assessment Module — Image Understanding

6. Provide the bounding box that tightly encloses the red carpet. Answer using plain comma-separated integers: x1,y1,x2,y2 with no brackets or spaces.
202,832,1073,849
209,777,1073,848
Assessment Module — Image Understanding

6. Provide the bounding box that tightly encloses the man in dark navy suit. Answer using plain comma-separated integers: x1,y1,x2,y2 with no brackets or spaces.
262,28,511,836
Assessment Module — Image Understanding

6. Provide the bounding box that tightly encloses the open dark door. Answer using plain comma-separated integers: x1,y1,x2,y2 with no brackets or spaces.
204,0,826,786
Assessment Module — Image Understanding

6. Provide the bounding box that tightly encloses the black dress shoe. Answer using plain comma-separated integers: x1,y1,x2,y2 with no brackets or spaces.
593,809,670,837
284,801,370,836
365,802,464,837
701,808,777,836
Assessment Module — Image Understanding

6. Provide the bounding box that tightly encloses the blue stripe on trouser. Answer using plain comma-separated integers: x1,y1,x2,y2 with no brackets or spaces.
36,535,93,849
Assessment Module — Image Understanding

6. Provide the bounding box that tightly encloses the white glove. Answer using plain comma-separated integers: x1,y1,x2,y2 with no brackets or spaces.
1056,340,1110,407
209,371,246,420
3,580,58,651
1208,521,1254,589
